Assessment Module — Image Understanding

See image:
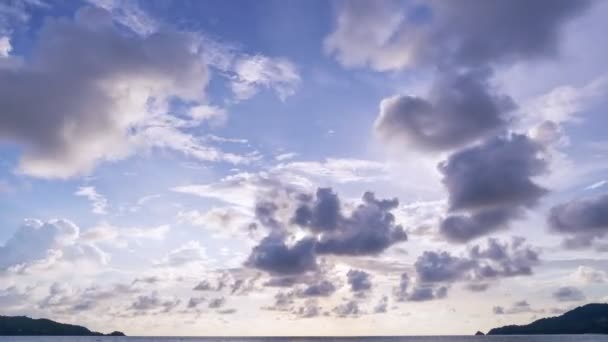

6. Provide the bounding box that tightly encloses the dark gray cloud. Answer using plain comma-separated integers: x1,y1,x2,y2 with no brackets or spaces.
291,188,341,232
405,237,539,301
407,285,448,302
548,193,608,249
415,251,477,283
247,188,406,275
245,234,317,275
552,286,586,302
439,134,548,242
346,269,372,292
298,280,336,297
440,134,547,212
129,293,180,314
376,69,514,151
314,191,407,256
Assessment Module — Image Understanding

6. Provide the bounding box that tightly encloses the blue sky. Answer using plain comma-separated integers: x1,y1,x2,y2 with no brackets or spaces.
0,0,608,336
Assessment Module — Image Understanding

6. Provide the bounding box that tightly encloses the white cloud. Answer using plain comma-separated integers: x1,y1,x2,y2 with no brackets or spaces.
81,223,170,247
178,206,253,238
0,219,108,272
75,186,108,215
0,7,210,178
156,241,214,268
0,36,10,57
585,180,607,191
273,158,389,184
230,55,300,101
275,152,298,161
570,266,607,284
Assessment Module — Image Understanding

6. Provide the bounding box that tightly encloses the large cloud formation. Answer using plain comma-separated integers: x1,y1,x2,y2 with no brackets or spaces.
438,134,548,242
0,219,107,271
0,6,209,178
395,237,539,301
375,69,515,151
325,0,590,71
246,188,407,275
547,193,608,249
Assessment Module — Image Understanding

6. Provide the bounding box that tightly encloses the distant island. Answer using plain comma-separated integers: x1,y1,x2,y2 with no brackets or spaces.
0,315,125,336
486,303,608,335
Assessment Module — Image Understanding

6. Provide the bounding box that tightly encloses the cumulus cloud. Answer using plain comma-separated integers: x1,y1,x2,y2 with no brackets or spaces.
0,7,213,178
570,266,607,284
438,134,548,242
325,0,590,71
346,269,372,293
246,188,407,275
303,190,407,256
552,286,586,302
548,193,608,249
297,280,336,298
400,237,539,301
245,234,317,275
333,300,360,317
0,219,107,272
375,69,515,151
129,292,181,314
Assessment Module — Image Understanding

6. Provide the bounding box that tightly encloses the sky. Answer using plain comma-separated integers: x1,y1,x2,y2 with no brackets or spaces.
0,0,608,337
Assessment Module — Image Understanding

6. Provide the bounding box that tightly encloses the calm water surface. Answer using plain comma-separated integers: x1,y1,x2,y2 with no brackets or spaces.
1,337,608,342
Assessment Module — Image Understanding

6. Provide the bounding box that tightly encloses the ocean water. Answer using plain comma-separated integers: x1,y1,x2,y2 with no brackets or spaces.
1,337,608,342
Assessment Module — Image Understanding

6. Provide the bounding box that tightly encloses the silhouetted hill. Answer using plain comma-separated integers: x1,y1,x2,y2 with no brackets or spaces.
487,303,608,335
0,315,125,336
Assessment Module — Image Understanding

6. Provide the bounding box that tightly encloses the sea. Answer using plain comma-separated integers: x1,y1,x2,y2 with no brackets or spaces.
1,337,608,342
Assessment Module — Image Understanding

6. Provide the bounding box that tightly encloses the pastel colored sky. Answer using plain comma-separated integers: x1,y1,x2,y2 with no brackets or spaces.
0,0,607,336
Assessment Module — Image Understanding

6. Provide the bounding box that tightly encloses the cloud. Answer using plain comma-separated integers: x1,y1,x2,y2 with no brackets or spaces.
548,193,608,249
156,241,212,268
401,237,539,301
415,251,476,283
303,190,407,256
493,300,543,315
0,219,107,271
325,0,590,71
570,266,607,284
0,7,212,178
438,134,548,242
208,297,225,309
297,280,336,298
245,234,318,275
274,158,389,184
333,300,360,317
246,187,407,275
407,285,448,302
0,36,10,57
375,69,515,151
295,299,322,318
552,286,586,302
75,186,107,215
229,55,300,102
346,269,372,293
129,292,181,314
